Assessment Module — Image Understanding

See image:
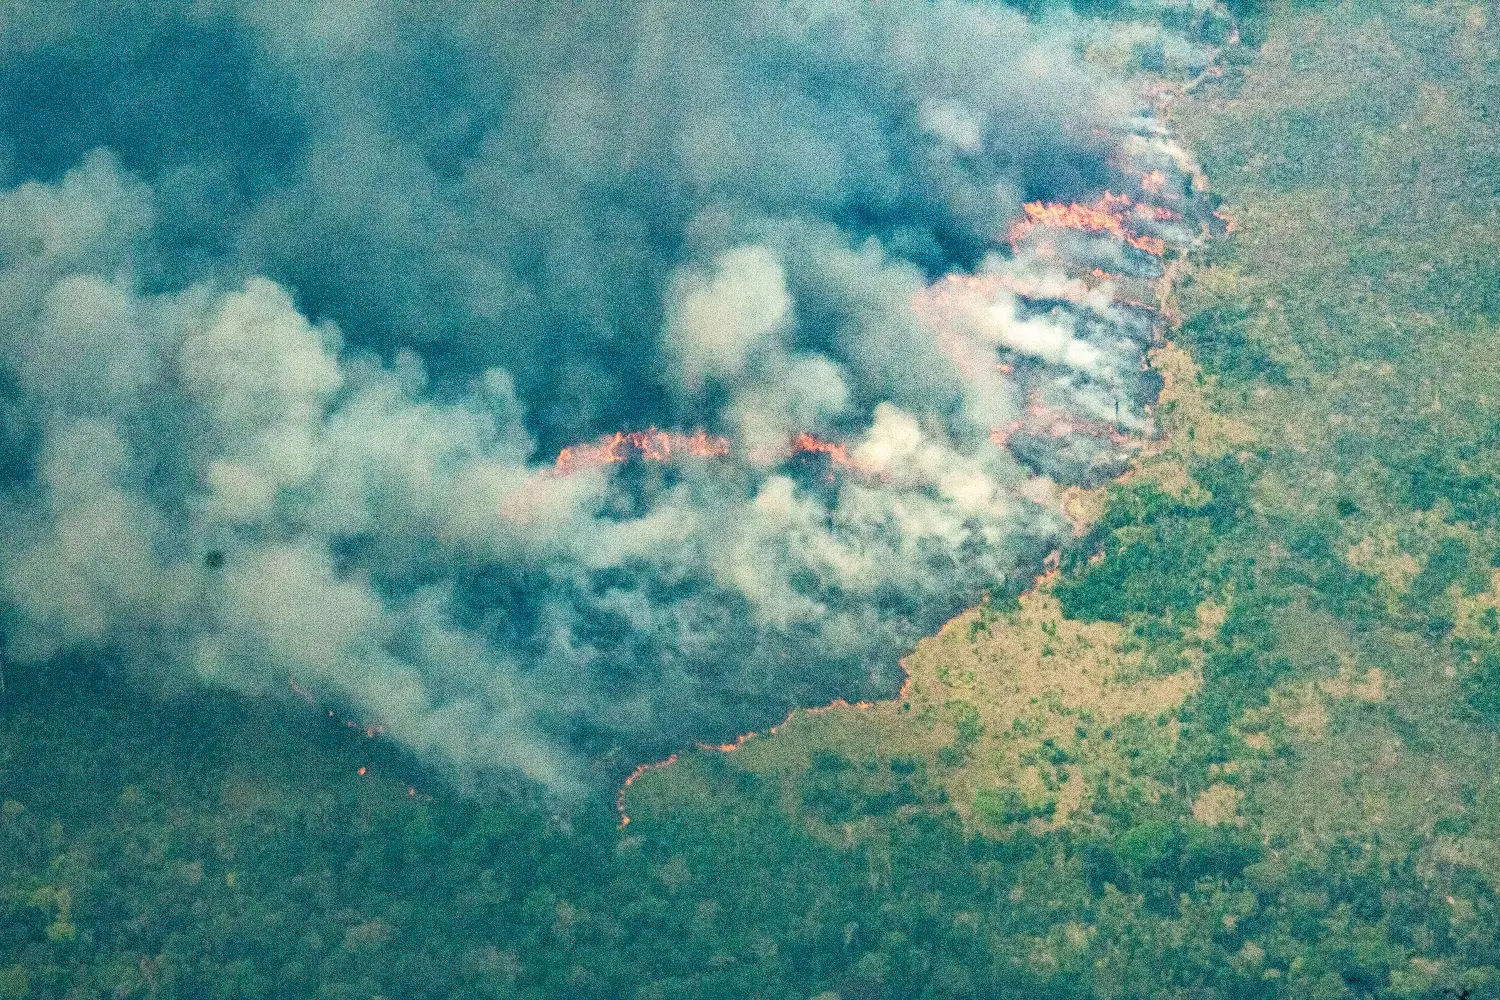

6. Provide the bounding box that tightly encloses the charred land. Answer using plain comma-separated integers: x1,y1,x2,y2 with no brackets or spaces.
2,2,1500,999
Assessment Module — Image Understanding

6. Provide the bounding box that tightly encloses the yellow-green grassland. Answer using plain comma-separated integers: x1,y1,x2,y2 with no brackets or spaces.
4,3,1500,998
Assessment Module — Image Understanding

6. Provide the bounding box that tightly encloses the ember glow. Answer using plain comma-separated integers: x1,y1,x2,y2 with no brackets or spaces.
553,428,730,475
790,432,876,475
617,755,679,828
0,0,1233,799
620,697,881,827
1139,169,1172,196
1007,192,1169,256
615,25,1234,824
551,427,882,479
290,677,389,740
990,399,1134,448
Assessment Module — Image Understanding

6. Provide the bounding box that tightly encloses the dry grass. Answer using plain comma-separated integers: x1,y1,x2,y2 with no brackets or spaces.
1192,784,1243,827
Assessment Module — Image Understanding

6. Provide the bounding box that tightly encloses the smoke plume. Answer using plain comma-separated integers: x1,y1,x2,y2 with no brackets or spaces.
0,1,1226,794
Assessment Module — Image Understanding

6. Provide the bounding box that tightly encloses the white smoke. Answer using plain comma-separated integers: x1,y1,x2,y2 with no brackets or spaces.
0,2,1223,795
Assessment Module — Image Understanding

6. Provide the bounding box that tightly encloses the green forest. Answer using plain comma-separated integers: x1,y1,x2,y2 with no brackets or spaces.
4,2,1500,997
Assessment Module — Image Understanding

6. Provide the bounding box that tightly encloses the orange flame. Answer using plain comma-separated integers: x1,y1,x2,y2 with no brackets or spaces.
990,398,1134,448
607,118,1228,833
617,753,678,828
290,676,390,739
616,623,943,828
791,432,859,469
790,432,888,478
288,684,431,801
617,696,883,826
989,423,1021,447
1132,202,1180,224
550,425,893,491
697,731,758,754
1139,169,1171,195
554,428,730,475
1007,191,1167,256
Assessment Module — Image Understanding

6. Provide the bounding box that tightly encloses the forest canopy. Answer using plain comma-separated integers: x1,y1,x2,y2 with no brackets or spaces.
2,1,1500,999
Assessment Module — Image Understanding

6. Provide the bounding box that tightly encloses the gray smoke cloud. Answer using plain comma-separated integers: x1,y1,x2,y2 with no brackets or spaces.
0,1,1224,795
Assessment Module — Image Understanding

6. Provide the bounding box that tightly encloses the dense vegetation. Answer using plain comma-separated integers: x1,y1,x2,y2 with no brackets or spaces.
4,2,1500,997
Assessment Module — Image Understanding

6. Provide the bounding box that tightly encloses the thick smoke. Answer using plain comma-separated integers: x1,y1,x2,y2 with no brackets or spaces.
0,2,1224,794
